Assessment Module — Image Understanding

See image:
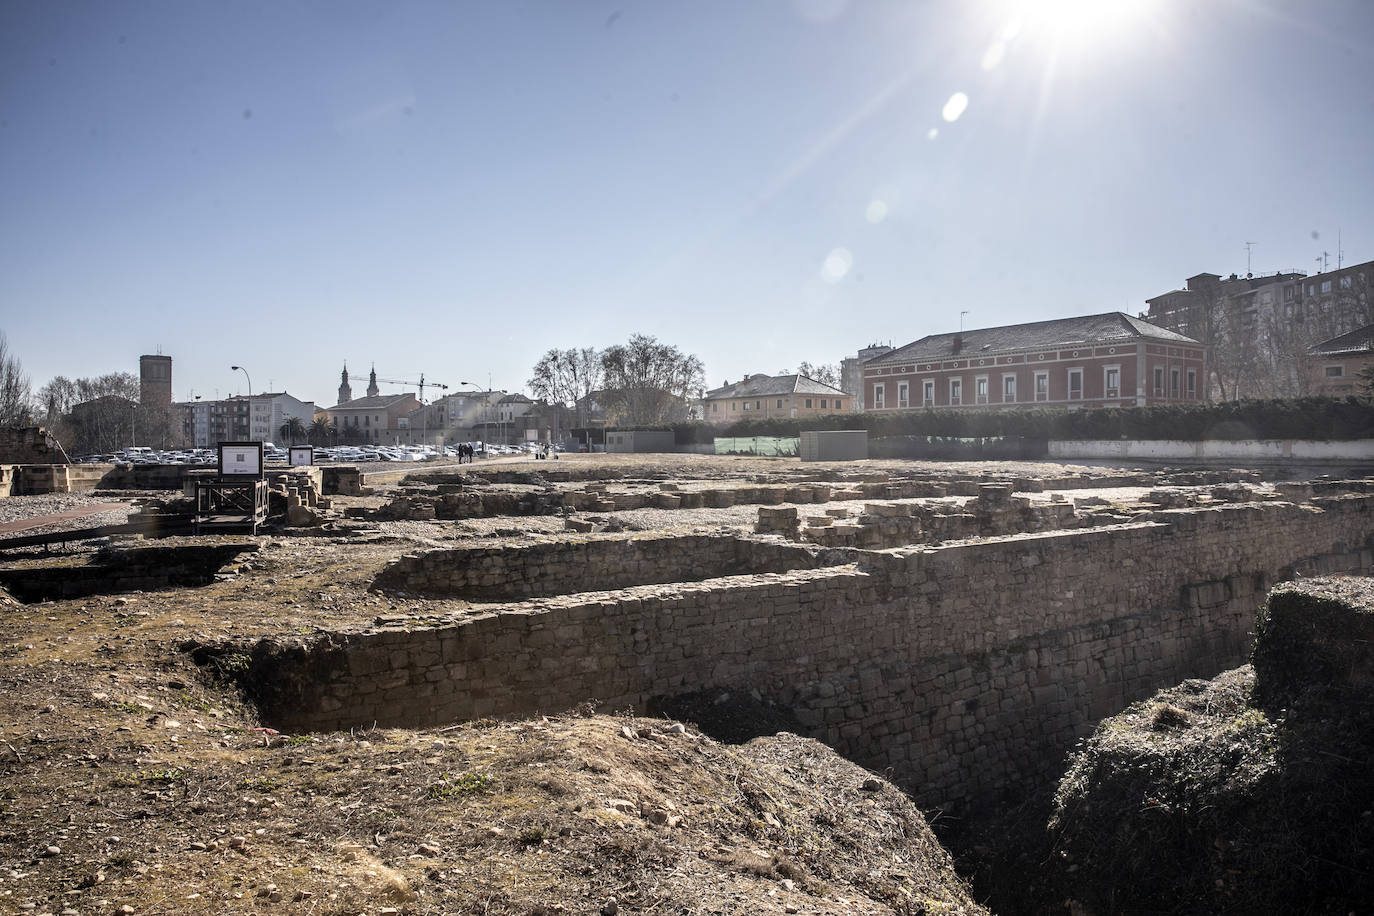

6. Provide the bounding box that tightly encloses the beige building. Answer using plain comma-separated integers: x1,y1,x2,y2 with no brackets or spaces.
702,374,851,425
324,393,419,444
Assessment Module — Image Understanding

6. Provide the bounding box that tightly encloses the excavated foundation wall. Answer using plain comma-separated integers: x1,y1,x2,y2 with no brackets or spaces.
371,533,823,600
241,495,1374,813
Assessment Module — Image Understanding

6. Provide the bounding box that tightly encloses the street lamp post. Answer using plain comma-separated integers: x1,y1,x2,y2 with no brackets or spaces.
230,366,252,396
460,380,486,451
230,366,253,440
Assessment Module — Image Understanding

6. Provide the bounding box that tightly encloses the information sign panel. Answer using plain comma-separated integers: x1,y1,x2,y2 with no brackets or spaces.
218,441,264,477
289,446,314,467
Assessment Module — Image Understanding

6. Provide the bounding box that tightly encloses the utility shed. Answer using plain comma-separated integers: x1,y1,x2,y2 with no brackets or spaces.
800,429,868,462
605,430,677,453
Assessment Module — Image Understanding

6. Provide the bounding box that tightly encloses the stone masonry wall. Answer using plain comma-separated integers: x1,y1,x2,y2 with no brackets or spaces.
371,533,821,600
243,495,1374,813
0,427,65,464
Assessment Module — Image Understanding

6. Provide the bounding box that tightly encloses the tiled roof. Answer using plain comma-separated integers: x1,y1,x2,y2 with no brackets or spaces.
324,394,415,411
704,374,849,401
868,312,1200,367
1310,323,1374,356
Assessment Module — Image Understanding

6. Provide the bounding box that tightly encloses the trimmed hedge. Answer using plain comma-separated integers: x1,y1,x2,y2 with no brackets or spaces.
612,397,1374,444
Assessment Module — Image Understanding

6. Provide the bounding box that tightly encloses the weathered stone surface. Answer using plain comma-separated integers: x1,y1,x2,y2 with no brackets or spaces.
245,496,1374,817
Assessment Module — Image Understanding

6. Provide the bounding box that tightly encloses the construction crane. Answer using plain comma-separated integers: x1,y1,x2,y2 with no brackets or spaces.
372,373,449,404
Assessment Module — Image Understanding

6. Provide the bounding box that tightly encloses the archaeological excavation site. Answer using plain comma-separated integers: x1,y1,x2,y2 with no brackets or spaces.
2,452,1372,915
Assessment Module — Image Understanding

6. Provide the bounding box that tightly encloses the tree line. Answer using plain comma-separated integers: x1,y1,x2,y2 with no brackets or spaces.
528,333,706,426
0,332,180,455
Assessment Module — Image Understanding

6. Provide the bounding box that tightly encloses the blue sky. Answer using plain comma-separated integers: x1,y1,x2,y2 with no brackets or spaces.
3,0,1372,405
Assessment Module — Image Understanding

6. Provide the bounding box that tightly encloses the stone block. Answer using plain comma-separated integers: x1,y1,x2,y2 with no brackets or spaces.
287,504,321,527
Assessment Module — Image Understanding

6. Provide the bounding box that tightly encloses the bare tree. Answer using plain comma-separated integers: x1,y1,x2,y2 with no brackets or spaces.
1213,297,1262,400
528,347,603,427
0,332,33,426
36,375,78,422
599,334,704,426
59,373,141,454
796,361,841,388
1260,275,1374,398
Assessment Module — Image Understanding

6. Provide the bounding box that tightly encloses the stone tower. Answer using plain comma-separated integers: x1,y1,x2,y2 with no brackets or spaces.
139,355,172,407
338,365,352,405
367,367,379,398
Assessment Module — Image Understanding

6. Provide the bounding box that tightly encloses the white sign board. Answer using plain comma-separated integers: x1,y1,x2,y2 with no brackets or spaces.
218,442,263,476
289,446,314,467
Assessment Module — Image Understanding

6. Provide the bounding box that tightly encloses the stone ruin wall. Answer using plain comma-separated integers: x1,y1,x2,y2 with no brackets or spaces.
372,533,824,600
0,427,65,465
245,495,1374,813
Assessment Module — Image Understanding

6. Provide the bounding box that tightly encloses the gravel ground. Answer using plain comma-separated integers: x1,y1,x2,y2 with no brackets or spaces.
0,492,140,538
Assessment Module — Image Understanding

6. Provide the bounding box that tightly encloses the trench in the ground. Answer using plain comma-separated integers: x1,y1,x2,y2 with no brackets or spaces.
0,542,258,603
188,502,1374,916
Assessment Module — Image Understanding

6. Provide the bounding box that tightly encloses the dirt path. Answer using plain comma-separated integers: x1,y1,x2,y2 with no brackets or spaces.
0,502,126,534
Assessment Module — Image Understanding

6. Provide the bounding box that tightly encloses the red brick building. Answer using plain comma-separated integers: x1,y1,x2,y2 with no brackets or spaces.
863,312,1206,412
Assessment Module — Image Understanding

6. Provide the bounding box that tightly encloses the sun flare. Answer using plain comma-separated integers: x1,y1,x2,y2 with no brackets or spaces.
1012,0,1158,44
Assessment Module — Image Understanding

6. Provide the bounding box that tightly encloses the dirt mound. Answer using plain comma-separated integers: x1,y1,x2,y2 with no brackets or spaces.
1042,577,1374,915
0,653,985,915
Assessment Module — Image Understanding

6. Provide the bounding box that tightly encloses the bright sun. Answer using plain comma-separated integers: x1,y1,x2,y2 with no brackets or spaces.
1010,0,1158,45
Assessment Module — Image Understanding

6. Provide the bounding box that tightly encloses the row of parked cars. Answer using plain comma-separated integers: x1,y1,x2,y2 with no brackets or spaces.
75,442,560,465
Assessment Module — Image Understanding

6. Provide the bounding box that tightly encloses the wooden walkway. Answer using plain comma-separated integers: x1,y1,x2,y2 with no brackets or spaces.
0,504,126,535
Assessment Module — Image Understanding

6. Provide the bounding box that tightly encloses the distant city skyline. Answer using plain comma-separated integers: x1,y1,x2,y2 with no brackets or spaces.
3,0,1372,406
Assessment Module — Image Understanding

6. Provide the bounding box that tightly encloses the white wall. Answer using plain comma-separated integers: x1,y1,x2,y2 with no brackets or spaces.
1049,439,1374,461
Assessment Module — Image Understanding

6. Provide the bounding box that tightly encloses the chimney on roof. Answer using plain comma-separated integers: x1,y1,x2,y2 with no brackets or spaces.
952,334,963,354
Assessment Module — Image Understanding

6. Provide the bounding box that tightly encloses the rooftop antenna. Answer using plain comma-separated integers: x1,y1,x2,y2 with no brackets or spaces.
1317,251,1330,272
1244,241,1256,278
1338,228,1344,269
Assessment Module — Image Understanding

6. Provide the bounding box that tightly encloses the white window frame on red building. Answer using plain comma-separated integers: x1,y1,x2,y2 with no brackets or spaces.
1104,365,1120,399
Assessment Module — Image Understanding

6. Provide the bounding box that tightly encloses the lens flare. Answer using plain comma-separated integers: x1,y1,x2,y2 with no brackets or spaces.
821,247,853,283
981,41,1007,70
865,200,888,224
941,91,969,122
